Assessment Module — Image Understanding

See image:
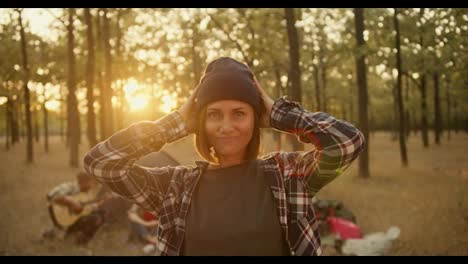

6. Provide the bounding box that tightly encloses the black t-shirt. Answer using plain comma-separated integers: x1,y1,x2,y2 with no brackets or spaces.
183,160,290,256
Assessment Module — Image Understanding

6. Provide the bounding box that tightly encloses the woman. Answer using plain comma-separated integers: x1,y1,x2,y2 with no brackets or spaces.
83,57,365,256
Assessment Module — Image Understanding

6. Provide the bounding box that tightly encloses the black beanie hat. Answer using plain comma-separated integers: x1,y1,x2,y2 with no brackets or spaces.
195,57,260,114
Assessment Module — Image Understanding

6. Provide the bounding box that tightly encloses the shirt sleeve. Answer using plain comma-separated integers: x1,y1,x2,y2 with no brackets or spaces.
269,96,366,196
82,111,190,211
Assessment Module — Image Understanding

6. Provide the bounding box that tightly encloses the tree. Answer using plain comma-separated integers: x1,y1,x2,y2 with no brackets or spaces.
95,9,105,141
67,8,80,168
113,9,127,131
353,8,370,178
433,72,442,144
16,9,34,163
101,8,114,139
445,75,451,140
418,8,430,148
393,8,408,167
41,87,49,153
84,8,97,148
6,98,12,149
285,8,304,151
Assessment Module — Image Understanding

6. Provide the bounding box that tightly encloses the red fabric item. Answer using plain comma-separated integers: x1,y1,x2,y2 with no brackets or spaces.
326,216,362,240
143,211,156,221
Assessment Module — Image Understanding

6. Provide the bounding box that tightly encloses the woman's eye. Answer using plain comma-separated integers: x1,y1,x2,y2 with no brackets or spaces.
234,111,245,117
207,112,220,119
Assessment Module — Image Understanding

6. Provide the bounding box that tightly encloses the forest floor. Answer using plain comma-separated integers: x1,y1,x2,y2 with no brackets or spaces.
1,131,467,256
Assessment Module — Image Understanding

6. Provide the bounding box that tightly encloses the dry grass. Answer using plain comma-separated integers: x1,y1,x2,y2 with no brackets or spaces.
0,130,467,255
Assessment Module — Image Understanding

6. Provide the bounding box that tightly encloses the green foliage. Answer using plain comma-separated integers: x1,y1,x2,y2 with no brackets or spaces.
0,8,466,132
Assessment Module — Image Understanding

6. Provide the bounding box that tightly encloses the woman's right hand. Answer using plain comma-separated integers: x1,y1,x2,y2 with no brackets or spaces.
178,86,199,134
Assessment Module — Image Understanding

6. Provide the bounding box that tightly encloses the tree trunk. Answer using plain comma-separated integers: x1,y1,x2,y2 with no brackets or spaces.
191,20,202,86
17,9,34,163
34,108,39,143
433,73,442,145
67,8,80,168
453,99,459,134
12,101,19,144
313,64,321,111
445,75,451,140
353,8,370,178
404,75,411,138
410,74,419,137
391,82,398,141
43,101,49,153
114,9,125,130
273,63,283,151
419,8,429,148
84,8,98,148
393,8,408,167
60,85,65,144
348,77,355,125
102,8,114,138
21,105,26,140
284,8,303,151
96,10,105,141
5,97,11,150
38,41,49,153
321,64,327,113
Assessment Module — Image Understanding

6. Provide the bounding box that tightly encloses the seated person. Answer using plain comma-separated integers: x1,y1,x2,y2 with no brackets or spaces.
45,171,109,245
127,204,158,246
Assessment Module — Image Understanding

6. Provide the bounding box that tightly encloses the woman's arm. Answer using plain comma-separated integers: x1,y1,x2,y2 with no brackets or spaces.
270,96,366,195
82,111,190,211
255,78,364,195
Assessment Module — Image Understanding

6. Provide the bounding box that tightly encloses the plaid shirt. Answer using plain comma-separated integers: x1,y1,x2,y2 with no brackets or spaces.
83,97,365,256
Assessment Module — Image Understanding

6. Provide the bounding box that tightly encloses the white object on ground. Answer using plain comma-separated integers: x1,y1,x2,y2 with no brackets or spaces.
142,244,156,255
341,226,400,256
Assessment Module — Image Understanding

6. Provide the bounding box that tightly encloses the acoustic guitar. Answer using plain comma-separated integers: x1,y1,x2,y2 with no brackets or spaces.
48,191,102,230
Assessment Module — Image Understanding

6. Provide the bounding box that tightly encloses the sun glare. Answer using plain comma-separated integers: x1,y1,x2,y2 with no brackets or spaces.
23,9,61,42
123,79,149,112
160,93,177,113
129,95,149,112
124,79,139,95
45,100,60,112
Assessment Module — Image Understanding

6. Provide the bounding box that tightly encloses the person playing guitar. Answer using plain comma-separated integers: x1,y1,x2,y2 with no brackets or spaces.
45,171,110,245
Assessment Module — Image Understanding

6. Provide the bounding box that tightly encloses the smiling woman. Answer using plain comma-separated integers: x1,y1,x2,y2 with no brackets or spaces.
82,56,366,256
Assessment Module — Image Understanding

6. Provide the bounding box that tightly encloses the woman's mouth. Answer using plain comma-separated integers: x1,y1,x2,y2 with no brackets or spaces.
216,137,238,143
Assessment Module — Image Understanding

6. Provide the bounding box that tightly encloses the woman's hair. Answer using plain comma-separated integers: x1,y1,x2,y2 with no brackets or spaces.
194,102,263,163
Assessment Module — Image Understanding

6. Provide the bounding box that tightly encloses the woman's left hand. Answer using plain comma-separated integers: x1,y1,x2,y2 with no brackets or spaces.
254,78,274,128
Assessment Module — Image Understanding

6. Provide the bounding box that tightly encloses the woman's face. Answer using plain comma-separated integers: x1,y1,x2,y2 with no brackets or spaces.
205,100,255,161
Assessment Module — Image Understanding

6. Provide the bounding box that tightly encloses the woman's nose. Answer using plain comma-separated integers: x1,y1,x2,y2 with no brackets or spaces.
218,118,235,133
